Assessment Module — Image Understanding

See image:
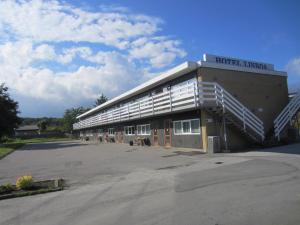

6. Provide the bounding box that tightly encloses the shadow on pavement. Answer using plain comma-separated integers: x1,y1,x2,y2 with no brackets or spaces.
257,142,300,155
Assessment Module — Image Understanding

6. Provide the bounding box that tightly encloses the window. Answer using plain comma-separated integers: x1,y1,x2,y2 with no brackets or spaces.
124,126,135,135
86,130,93,137
108,128,115,136
182,121,190,133
174,121,181,134
137,124,151,135
173,119,200,135
98,129,103,135
191,119,200,133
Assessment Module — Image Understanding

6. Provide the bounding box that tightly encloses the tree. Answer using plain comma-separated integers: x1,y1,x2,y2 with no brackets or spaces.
0,84,21,140
94,94,108,107
62,107,89,133
37,119,49,132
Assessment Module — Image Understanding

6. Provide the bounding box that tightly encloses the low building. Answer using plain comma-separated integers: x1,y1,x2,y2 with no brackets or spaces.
15,125,40,137
73,54,296,152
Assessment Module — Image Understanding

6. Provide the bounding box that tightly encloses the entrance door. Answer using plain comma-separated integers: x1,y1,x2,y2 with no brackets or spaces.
164,119,172,148
118,131,123,143
153,128,159,146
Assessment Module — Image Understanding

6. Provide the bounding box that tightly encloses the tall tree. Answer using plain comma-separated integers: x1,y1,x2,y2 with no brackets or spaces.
62,107,89,133
94,94,108,107
0,84,21,140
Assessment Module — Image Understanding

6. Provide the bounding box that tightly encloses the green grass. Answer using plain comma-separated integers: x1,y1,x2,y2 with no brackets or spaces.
11,137,73,144
0,137,73,159
0,143,25,159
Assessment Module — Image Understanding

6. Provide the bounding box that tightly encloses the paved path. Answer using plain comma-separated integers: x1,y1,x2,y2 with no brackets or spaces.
0,141,300,225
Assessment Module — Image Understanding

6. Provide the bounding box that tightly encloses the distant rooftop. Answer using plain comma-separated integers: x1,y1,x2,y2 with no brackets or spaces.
15,125,39,131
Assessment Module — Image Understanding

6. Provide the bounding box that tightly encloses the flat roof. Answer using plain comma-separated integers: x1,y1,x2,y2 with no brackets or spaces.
77,61,198,119
77,54,287,119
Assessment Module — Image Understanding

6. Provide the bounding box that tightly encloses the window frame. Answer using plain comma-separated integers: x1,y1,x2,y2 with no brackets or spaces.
124,126,135,136
137,124,151,135
173,119,201,135
108,128,115,136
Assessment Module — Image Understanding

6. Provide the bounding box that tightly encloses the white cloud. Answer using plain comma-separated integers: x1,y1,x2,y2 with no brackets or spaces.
0,0,186,116
0,0,160,49
57,47,92,64
0,41,55,68
0,45,146,102
34,44,56,61
286,57,300,76
286,57,300,92
130,37,186,68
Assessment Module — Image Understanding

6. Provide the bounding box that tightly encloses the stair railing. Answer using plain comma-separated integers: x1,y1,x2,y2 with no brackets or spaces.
274,92,300,141
198,82,265,142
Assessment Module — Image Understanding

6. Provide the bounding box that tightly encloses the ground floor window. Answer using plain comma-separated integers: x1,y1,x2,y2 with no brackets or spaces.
173,119,200,135
137,124,151,135
98,129,103,135
108,128,115,136
124,126,135,135
86,130,93,137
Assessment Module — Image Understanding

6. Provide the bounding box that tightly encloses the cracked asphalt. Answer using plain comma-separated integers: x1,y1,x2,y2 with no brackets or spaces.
0,141,300,225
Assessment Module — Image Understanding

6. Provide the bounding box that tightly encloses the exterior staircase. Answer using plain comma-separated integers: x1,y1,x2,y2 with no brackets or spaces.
274,92,300,141
198,82,265,143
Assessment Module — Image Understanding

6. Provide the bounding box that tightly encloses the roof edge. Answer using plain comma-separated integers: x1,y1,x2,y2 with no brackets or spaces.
77,61,198,119
198,61,287,77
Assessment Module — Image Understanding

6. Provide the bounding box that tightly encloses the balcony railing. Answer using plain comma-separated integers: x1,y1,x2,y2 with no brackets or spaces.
73,81,265,142
73,81,198,130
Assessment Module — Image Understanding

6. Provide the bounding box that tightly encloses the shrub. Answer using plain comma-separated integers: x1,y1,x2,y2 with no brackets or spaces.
0,183,15,194
16,175,34,190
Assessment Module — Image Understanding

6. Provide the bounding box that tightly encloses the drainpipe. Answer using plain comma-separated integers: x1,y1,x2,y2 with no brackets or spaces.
220,88,228,151
222,113,228,151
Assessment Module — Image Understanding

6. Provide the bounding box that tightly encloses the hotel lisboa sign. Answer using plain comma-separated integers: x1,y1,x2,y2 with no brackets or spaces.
204,54,274,71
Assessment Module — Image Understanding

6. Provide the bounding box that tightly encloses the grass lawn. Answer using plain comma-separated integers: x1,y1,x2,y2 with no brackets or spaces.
0,137,73,159
0,143,25,159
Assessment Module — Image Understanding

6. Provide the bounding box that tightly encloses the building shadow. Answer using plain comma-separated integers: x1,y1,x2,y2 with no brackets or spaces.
255,142,300,155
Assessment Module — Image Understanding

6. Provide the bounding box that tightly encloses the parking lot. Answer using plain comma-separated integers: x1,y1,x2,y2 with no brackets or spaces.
0,141,300,225
0,141,210,186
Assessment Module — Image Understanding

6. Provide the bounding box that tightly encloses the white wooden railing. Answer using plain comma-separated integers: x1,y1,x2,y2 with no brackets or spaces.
73,81,198,130
274,92,300,141
198,82,265,141
73,80,265,142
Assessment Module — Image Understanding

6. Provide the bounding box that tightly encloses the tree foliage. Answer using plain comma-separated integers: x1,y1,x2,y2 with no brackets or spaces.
62,107,89,133
37,119,49,132
22,117,62,126
94,94,108,107
0,84,21,140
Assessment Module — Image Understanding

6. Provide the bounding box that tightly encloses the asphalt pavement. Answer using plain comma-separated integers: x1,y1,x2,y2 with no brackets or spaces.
0,141,300,225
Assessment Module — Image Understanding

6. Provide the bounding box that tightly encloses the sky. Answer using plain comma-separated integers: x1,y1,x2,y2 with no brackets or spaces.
0,0,299,118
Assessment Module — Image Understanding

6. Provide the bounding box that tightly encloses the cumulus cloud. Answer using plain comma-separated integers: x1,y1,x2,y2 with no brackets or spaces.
0,0,186,116
0,41,53,68
286,57,300,76
130,37,186,68
1,44,145,101
286,57,300,92
0,0,160,49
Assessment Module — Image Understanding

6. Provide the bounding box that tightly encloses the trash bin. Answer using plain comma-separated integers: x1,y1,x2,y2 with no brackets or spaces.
208,136,221,153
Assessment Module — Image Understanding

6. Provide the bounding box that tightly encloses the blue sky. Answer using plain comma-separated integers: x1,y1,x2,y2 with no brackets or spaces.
0,0,299,117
